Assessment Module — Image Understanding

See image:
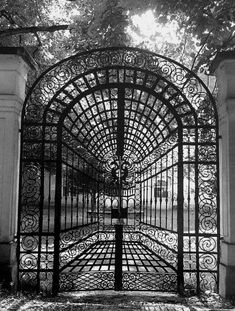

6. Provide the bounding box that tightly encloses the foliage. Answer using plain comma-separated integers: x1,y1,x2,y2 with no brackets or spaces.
0,0,234,73
0,0,129,69
125,0,235,73
155,0,235,73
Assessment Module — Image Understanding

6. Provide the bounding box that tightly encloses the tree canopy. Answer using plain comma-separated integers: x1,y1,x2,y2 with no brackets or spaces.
0,0,234,74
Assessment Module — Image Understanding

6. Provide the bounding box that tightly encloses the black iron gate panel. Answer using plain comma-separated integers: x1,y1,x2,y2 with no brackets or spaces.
18,47,219,295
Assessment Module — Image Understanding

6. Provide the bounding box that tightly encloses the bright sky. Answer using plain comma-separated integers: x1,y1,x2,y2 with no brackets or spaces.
47,0,78,22
126,10,181,50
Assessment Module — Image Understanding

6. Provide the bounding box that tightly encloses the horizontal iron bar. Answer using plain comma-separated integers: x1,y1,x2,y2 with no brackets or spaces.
59,222,99,233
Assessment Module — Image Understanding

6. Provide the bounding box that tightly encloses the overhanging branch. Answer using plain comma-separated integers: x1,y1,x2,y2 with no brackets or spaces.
0,24,69,37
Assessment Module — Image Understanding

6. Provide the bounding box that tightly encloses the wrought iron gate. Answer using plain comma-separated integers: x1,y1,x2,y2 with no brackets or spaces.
18,47,219,295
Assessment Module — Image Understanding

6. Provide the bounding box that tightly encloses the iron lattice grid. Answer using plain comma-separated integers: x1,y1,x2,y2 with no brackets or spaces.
18,47,219,295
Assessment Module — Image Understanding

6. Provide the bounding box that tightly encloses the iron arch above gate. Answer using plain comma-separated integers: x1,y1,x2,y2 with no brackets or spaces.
18,47,219,295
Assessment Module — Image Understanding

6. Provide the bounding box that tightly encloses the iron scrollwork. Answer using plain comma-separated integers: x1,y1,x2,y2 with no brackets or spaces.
19,47,219,294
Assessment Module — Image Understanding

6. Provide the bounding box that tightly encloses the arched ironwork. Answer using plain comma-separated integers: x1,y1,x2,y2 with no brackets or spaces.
18,47,219,295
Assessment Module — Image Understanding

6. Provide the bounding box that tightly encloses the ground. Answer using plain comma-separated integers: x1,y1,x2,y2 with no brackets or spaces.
0,290,235,311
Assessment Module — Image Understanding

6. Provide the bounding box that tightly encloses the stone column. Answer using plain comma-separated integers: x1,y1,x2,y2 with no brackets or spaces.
212,51,235,298
0,48,36,289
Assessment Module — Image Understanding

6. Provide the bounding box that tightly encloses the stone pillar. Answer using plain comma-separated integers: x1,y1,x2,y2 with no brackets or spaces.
0,48,36,289
212,51,235,298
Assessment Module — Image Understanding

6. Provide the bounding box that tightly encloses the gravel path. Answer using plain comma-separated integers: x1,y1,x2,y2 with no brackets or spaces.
0,290,235,311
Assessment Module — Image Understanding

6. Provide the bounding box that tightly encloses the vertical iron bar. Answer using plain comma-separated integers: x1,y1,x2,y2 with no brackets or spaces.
118,155,123,221
71,151,74,228
116,87,125,221
117,87,125,158
76,158,79,226
150,167,153,225
154,162,157,227
139,173,143,223
52,126,62,296
143,176,146,223
216,126,220,292
65,148,68,230
48,163,52,232
177,126,184,294
146,169,149,224
187,139,191,234
114,224,123,290
134,183,136,227
17,124,24,291
171,150,174,231
195,126,200,294
160,156,163,228
166,154,169,229
97,181,100,231
82,181,85,225
36,123,46,292
126,196,129,226
86,183,89,225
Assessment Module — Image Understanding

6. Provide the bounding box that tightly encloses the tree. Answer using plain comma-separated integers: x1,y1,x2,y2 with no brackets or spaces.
0,0,234,73
125,0,235,73
0,0,129,70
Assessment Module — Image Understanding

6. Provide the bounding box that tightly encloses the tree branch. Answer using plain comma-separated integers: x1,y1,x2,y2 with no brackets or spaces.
0,24,70,37
190,30,213,72
0,10,16,25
